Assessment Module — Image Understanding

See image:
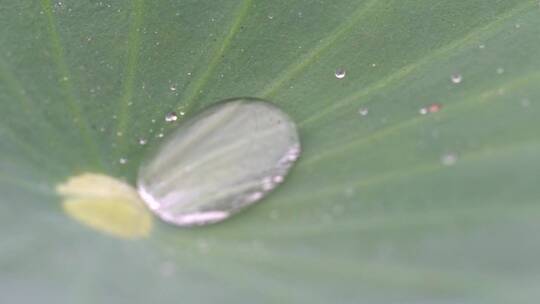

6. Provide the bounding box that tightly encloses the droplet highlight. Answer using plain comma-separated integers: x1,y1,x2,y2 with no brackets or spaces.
137,98,301,227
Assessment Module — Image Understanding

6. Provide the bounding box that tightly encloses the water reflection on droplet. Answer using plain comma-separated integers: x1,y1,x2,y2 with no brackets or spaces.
137,98,301,227
335,68,346,79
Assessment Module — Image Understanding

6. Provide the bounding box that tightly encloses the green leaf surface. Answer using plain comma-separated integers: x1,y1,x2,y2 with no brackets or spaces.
1,0,540,303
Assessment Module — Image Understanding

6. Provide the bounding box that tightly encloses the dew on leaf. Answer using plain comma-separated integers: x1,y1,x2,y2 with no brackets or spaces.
335,68,346,79
165,112,178,122
137,98,301,227
451,73,462,84
358,107,369,116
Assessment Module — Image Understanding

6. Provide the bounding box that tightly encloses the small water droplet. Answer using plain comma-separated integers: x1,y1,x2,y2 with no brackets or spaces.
496,67,505,75
169,85,177,92
157,132,164,138
441,153,457,166
165,112,178,122
116,131,123,137
335,68,346,79
479,44,486,49
358,107,369,116
451,73,462,84
267,15,273,20
137,99,301,227
419,107,428,115
119,157,128,164
138,138,147,145
515,23,521,29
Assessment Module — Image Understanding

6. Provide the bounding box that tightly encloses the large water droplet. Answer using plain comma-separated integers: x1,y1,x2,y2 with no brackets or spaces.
137,98,301,227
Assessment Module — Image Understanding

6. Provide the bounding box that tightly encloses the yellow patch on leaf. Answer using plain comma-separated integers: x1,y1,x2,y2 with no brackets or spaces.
56,173,152,239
